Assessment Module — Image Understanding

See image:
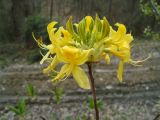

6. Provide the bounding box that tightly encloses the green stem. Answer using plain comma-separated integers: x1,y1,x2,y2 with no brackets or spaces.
87,62,99,120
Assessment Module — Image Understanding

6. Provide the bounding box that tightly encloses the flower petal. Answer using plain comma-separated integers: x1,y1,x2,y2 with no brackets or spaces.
47,22,57,34
117,61,124,82
76,49,91,65
104,54,110,64
115,23,126,35
43,56,58,73
47,22,57,41
40,52,50,64
72,66,90,89
53,64,70,81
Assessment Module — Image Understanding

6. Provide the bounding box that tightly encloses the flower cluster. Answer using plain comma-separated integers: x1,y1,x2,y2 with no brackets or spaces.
33,15,144,89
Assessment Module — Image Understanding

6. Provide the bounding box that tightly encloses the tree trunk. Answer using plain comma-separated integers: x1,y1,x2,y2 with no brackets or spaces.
50,0,53,20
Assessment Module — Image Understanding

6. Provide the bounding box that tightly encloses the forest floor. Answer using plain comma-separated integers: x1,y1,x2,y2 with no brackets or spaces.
0,40,160,120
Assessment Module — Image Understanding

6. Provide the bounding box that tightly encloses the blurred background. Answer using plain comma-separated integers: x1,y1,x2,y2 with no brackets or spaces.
0,0,160,120
0,0,159,65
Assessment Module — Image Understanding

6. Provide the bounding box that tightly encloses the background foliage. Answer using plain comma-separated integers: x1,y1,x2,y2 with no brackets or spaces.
0,0,159,65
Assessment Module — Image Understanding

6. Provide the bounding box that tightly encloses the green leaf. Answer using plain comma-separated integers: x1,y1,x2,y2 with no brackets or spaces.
95,15,102,32
8,99,26,116
87,97,94,109
66,16,74,34
97,99,104,110
66,16,81,43
50,87,64,104
8,106,19,115
26,83,36,98
18,100,26,116
56,88,64,95
102,17,110,38
86,97,104,110
77,18,86,42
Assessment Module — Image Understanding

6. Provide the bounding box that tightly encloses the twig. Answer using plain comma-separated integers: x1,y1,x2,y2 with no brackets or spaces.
40,116,46,120
153,114,160,120
87,62,99,120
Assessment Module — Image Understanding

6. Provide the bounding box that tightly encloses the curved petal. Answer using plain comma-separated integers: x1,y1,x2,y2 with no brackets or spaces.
72,66,91,89
47,22,57,41
43,56,58,73
115,23,126,35
47,21,57,34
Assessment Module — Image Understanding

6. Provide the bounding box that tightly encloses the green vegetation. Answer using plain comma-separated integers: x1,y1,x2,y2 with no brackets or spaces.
140,0,160,21
85,97,105,110
25,15,49,47
140,0,160,40
8,99,26,118
143,26,160,40
26,83,37,100
50,87,64,104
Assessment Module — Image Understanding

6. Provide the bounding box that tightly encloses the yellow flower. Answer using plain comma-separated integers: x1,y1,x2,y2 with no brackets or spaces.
104,23,133,81
34,16,147,89
52,46,91,89
33,21,74,65
105,23,132,58
67,15,110,62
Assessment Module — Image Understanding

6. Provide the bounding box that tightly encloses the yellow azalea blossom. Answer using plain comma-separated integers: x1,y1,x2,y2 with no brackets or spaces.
104,23,148,81
104,23,133,81
34,15,146,89
47,22,74,50
32,21,63,65
33,21,73,65
52,46,91,89
69,15,110,62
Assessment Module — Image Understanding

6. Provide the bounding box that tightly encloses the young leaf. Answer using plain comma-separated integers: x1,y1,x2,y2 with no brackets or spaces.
26,83,36,98
18,100,26,116
66,16,74,34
